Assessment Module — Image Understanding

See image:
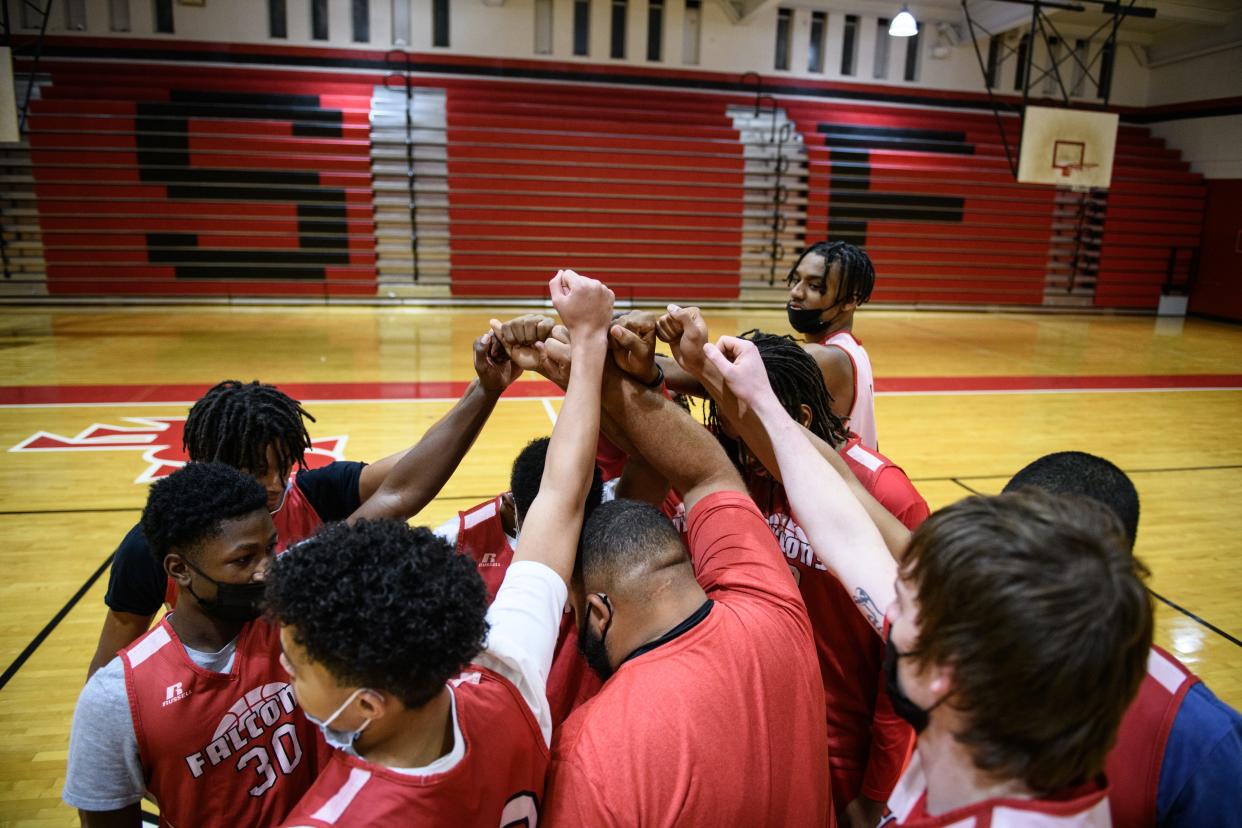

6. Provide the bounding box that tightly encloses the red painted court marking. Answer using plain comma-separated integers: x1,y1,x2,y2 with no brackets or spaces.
1,374,1241,406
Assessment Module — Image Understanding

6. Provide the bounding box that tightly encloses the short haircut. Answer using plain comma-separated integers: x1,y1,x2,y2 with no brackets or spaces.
706,329,848,452
183,380,315,478
509,436,605,525
1003,451,1140,549
140,462,268,564
902,489,1152,793
786,240,876,306
266,519,489,709
578,498,686,587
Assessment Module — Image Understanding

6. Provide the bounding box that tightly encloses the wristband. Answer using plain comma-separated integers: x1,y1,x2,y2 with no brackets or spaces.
642,364,665,389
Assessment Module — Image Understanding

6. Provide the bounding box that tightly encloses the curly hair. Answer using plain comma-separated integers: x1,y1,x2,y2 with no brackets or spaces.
140,462,268,563
183,380,315,478
1003,451,1140,550
509,436,605,525
265,519,490,709
902,489,1152,793
707,329,849,472
786,240,876,306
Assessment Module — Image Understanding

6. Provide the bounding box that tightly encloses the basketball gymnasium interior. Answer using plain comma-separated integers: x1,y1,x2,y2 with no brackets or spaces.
0,0,1239,823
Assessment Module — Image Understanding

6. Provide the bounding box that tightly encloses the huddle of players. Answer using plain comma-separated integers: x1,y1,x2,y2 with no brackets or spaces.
62,246,1241,827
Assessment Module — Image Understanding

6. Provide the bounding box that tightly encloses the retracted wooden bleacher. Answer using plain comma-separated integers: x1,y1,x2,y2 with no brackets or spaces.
24,63,378,298
438,81,747,301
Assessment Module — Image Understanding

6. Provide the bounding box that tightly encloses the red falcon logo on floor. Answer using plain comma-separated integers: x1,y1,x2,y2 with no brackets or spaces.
9,416,347,483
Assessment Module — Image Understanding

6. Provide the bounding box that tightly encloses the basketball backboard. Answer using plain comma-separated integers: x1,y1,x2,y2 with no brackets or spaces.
1017,105,1119,190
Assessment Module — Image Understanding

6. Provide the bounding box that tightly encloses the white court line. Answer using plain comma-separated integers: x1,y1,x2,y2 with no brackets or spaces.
0,386,1239,410
541,398,559,425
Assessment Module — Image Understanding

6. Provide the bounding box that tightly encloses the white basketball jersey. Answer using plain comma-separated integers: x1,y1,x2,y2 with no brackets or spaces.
823,331,877,450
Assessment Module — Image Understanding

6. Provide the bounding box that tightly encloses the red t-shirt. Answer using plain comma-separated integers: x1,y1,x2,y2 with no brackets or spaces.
453,496,603,726
883,753,1111,827
544,491,833,827
279,666,548,827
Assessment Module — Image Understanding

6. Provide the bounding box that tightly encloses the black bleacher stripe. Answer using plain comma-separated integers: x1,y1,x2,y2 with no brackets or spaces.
146,168,322,187
817,123,969,143
298,203,349,218
147,232,197,247
829,204,966,222
174,265,328,280
150,248,351,265
165,185,346,202
829,149,868,190
292,123,346,138
818,135,976,155
139,101,342,125
169,89,322,108
829,191,966,210
135,116,189,168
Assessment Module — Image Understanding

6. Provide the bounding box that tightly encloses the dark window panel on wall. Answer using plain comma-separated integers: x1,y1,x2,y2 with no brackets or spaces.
985,36,1001,88
874,18,890,78
352,0,370,42
808,11,826,73
110,0,131,32
1071,39,1088,96
153,0,174,33
434,0,451,46
647,0,664,61
269,0,287,39
774,8,792,71
574,0,591,55
903,31,920,81
311,0,329,40
611,0,627,58
1098,39,1116,99
1015,34,1030,91
841,14,859,76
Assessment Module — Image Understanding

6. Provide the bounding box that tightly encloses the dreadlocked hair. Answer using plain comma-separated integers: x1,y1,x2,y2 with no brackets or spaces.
183,380,315,477
786,240,876,306
706,329,849,472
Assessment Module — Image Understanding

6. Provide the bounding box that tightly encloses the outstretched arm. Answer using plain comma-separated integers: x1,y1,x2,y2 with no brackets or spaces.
600,356,742,515
512,271,614,584
658,306,911,560
349,333,518,522
704,336,896,632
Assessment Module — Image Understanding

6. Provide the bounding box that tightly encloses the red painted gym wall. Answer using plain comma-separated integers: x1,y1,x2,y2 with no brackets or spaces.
1189,180,1242,322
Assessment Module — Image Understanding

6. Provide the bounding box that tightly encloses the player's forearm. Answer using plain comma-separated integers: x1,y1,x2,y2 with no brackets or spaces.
755,397,896,629
601,364,739,507
350,379,499,522
544,335,607,506
657,355,706,396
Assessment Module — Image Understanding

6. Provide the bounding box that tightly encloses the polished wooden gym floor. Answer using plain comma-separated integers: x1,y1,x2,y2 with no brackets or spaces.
0,305,1239,825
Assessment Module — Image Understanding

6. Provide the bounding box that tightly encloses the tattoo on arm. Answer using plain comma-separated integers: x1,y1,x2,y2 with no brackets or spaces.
854,588,884,632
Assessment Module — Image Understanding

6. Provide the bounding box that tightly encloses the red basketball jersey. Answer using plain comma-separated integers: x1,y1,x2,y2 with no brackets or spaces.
1105,645,1199,828
883,753,1111,827
454,496,603,726
164,473,325,607
121,617,321,827
279,666,549,827
746,440,926,808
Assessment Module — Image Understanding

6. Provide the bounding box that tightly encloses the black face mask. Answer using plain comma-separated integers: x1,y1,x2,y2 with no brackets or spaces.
182,559,266,623
786,303,832,335
883,636,937,734
577,594,614,682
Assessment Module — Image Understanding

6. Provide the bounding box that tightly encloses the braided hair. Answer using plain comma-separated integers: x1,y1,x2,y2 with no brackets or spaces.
183,380,315,477
786,240,876,307
706,329,849,474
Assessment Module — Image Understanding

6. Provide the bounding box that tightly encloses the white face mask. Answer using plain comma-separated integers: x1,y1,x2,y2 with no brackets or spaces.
304,687,373,751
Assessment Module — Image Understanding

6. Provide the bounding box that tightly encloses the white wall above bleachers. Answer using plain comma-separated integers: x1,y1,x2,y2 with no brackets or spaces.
4,0,1176,107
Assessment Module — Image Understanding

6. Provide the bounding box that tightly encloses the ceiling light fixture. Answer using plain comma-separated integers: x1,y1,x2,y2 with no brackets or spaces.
889,5,918,37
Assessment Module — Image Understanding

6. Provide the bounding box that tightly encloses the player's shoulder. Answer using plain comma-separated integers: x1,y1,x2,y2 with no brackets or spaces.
117,521,149,553
79,656,129,715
